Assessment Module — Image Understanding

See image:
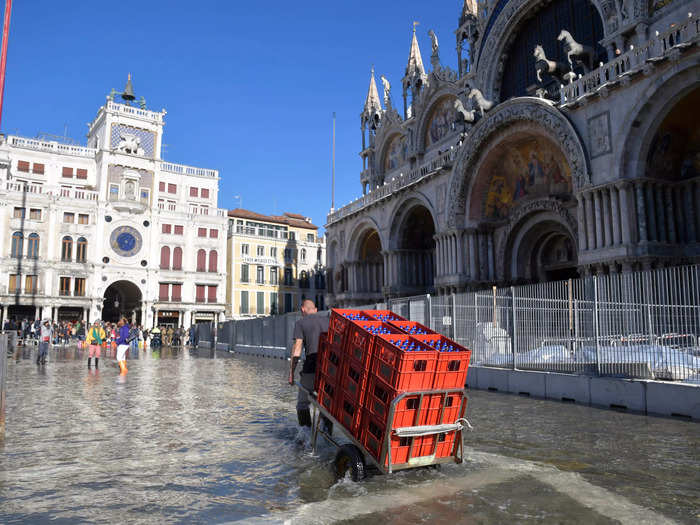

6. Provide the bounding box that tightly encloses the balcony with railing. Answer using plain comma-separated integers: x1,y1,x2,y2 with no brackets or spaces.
5,135,97,158
560,13,699,105
160,161,218,179
106,101,164,123
327,145,458,225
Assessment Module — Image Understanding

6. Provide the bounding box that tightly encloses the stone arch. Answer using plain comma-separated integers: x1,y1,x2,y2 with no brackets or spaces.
475,0,608,102
447,97,589,229
345,217,385,262
618,60,700,181
387,192,438,249
102,279,144,324
346,220,385,296
414,87,461,155
497,198,578,282
387,195,437,291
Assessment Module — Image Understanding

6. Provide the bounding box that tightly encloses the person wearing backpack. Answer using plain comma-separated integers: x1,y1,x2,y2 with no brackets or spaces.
86,320,106,368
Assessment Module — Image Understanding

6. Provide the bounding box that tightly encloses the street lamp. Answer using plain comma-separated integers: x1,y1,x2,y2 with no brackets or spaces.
233,195,243,209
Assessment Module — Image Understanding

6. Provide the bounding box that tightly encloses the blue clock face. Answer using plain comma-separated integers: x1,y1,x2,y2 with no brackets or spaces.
110,226,143,257
117,232,136,251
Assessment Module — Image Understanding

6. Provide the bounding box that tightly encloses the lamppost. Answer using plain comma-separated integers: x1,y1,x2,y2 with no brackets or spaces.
151,305,156,329
233,195,243,209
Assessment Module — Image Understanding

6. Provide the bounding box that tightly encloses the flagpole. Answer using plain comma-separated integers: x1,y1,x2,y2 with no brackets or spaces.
331,111,336,212
0,0,12,131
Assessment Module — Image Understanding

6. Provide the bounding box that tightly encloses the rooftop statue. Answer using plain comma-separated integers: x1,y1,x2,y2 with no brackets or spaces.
380,75,392,106
454,99,475,123
558,29,595,71
468,88,494,118
428,29,439,55
534,45,570,84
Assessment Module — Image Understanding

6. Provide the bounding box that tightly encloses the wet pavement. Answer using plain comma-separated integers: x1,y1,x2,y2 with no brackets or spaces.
0,345,698,524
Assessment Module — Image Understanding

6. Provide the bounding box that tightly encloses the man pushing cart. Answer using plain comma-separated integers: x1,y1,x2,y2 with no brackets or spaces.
289,307,473,480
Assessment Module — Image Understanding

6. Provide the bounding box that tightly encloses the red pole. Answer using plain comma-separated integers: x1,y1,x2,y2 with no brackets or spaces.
0,0,12,132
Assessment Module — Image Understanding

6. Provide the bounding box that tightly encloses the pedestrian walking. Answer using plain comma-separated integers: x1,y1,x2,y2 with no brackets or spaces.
116,317,130,375
37,320,53,365
85,320,106,368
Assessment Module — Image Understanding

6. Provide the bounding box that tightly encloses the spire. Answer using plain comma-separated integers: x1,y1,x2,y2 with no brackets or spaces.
363,66,382,116
405,22,426,79
121,73,136,103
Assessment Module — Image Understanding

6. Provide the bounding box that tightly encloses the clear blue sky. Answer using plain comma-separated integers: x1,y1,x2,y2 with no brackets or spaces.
2,1,463,232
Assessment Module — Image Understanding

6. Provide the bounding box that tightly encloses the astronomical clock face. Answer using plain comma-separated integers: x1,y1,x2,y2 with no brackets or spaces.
110,226,143,257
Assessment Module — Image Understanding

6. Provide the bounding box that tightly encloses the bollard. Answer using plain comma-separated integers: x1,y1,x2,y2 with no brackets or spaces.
0,334,7,439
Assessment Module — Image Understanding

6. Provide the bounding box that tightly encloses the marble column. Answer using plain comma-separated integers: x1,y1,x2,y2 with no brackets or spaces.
479,232,488,281
644,182,657,241
468,231,477,280
664,187,676,244
654,183,667,243
635,182,648,242
602,188,613,247
675,186,687,243
585,192,596,250
577,195,587,251
594,190,604,249
456,231,464,277
610,186,621,245
617,182,632,244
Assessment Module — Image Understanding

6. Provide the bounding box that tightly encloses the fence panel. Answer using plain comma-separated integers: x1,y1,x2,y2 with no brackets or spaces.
222,264,700,382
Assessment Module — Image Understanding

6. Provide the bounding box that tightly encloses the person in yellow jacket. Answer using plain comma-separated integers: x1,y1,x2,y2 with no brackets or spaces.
85,320,106,369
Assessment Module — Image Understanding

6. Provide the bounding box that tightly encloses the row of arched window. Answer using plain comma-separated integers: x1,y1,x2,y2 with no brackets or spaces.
160,246,218,272
11,232,86,262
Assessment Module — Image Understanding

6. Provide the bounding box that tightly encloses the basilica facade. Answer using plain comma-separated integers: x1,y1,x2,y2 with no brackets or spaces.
325,0,699,305
0,78,228,327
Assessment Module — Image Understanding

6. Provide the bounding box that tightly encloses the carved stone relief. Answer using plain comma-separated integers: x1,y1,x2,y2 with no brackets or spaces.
588,111,612,159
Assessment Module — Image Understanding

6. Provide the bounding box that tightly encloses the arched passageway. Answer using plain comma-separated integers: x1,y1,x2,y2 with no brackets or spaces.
102,280,143,324
395,205,436,291
354,229,384,294
506,218,578,283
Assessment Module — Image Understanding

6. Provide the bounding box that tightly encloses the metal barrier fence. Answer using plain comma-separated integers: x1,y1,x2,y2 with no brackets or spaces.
214,302,386,359
218,264,700,384
389,265,700,383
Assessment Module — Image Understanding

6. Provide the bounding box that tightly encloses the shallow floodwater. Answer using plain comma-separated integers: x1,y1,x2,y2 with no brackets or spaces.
0,345,698,524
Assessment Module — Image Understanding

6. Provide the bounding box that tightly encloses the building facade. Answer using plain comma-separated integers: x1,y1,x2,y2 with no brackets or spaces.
0,79,228,327
226,209,326,318
326,0,699,306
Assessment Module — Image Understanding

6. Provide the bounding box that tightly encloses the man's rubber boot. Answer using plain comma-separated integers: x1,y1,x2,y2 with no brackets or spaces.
297,408,312,427
94,358,98,368
36,355,40,365
87,357,92,368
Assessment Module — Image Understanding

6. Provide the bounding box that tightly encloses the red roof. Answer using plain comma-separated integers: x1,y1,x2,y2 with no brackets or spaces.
227,208,318,230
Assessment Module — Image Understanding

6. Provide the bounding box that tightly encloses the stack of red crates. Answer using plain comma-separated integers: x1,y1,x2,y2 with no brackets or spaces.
315,309,471,467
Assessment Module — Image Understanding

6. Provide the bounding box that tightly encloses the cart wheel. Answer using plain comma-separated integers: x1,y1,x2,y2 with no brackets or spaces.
334,444,366,481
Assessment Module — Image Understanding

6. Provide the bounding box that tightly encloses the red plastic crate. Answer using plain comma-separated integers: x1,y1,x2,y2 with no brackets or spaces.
314,333,328,393
413,431,458,459
329,309,372,349
364,377,463,427
360,410,412,466
362,310,408,323
371,334,437,391
318,341,345,387
411,334,472,389
338,359,368,406
316,371,340,417
337,393,364,438
388,320,435,336
344,320,401,371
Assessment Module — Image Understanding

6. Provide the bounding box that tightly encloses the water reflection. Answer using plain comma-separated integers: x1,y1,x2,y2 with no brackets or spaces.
0,347,698,524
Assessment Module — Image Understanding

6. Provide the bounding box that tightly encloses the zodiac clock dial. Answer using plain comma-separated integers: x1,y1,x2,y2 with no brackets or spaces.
109,226,143,257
